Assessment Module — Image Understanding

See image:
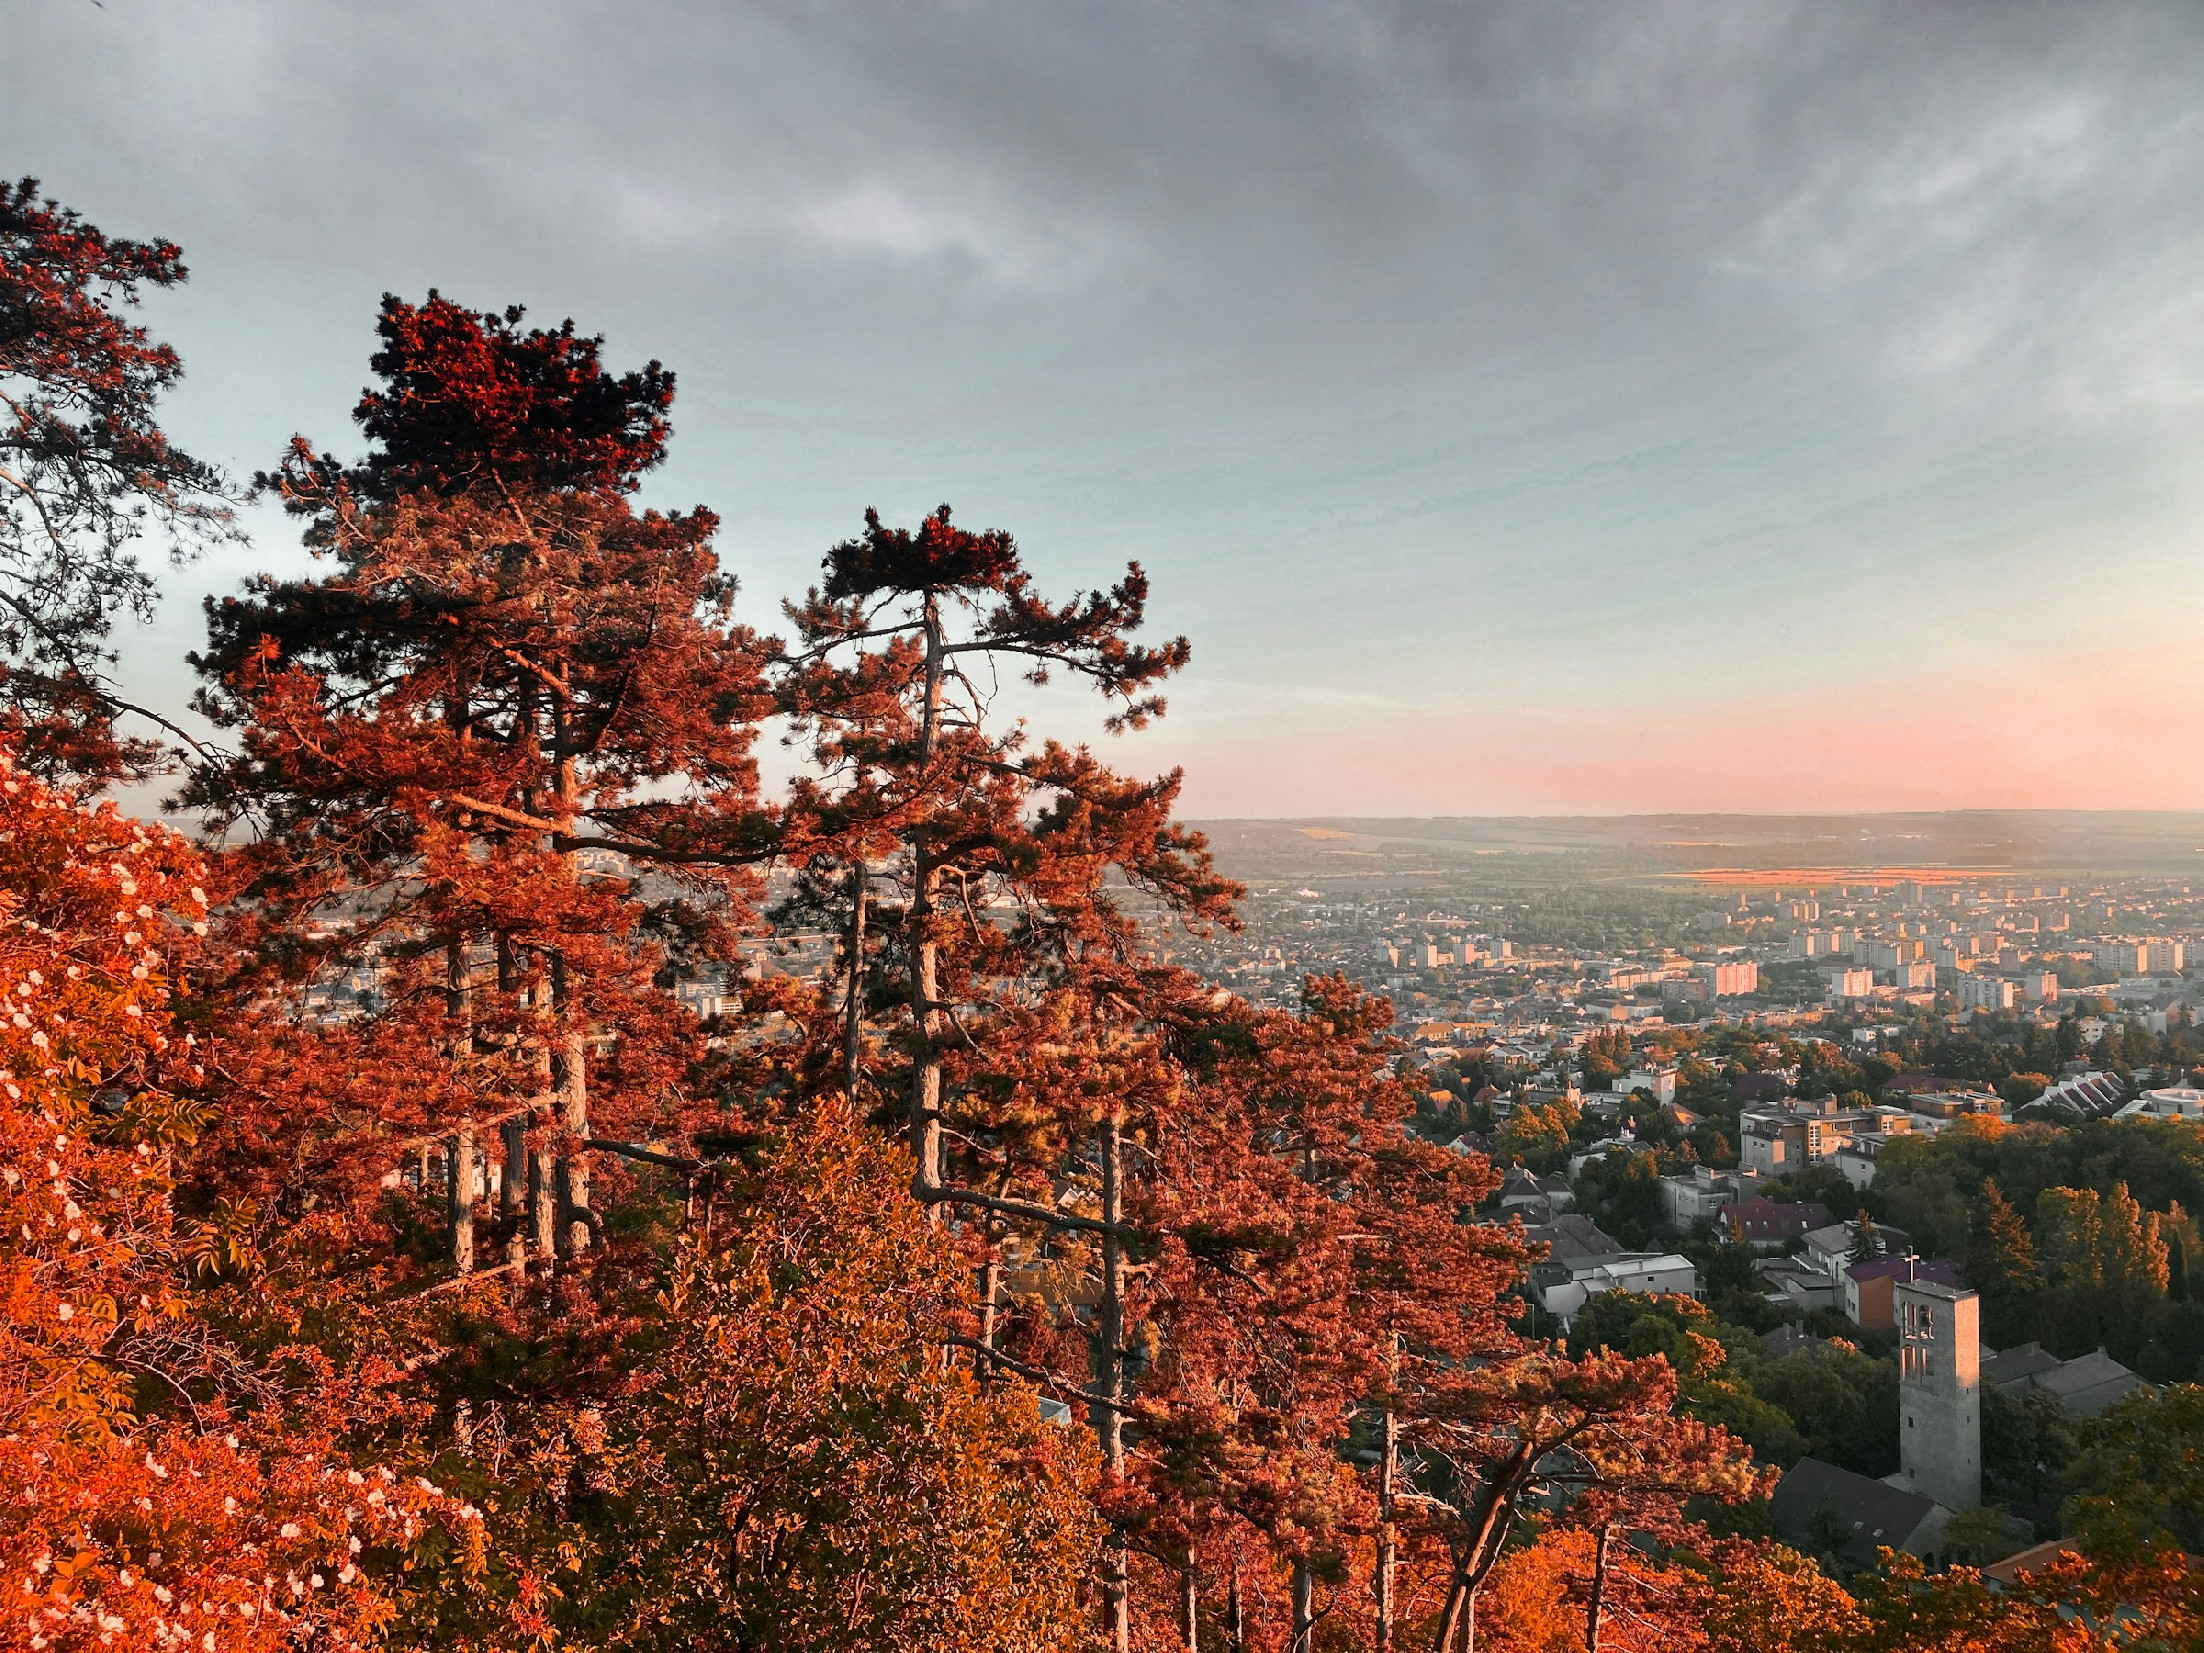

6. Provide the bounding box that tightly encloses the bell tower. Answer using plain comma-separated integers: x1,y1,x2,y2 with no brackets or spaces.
1893,1279,1980,1511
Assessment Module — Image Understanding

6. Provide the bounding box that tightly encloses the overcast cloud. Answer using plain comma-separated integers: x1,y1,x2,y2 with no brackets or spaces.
7,1,2203,813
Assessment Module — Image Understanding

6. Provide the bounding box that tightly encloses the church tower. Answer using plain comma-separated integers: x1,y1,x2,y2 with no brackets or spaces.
1893,1278,1980,1511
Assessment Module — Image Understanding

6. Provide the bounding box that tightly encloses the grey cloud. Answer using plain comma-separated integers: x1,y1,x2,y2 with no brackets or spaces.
4,0,2202,809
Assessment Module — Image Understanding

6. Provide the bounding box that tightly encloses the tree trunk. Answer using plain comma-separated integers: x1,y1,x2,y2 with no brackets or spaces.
1430,1450,1531,1653
553,953,589,1259
448,1121,475,1274
503,1112,529,1268
444,936,475,1272
1376,1400,1399,1652
1289,1560,1315,1653
1097,1107,1130,1653
548,667,588,1262
977,1251,1002,1378
843,859,866,1097
1182,1549,1199,1653
907,592,946,1203
1585,1522,1612,1653
497,936,528,1270
1227,1556,1246,1653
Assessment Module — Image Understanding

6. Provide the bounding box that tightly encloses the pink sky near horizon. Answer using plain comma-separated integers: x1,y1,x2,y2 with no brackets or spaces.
1171,637,2204,818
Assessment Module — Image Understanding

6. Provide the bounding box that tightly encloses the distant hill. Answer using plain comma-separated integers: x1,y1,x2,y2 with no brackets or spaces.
1186,812,2204,880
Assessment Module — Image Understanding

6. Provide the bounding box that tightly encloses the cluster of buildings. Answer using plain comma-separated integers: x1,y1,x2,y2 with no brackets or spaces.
1156,872,2203,1041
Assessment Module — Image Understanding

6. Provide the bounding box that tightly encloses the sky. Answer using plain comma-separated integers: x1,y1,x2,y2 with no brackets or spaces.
7,1,2204,817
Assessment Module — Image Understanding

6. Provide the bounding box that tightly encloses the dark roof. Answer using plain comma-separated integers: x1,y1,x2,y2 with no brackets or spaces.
1762,1325,1830,1360
1980,1342,2063,1387
1721,1198,1831,1238
1521,1214,1623,1266
1987,1345,2148,1417
1769,1459,1939,1568
1733,1073,1789,1100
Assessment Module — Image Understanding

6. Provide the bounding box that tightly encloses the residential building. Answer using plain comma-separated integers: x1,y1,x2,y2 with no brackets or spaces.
1613,1066,1678,1103
1756,1256,1840,1316
1740,1109,1807,1175
1536,1252,1701,1327
2093,939,2187,975
1801,1220,1913,1278
1659,1165,1758,1230
1824,966,1874,1001
1694,959,1759,998
1959,974,2017,1013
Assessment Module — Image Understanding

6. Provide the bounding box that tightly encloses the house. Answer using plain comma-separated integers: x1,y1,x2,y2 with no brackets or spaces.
1981,1539,2079,1587
1566,1136,1651,1179
1980,1343,2147,1417
1498,1167,1574,1214
1521,1215,1625,1302
1830,1138,1883,1189
1721,1196,1829,1245
1535,1252,1702,1327
1768,1459,1953,1568
1613,1066,1678,1104
1801,1220,1913,1279
1842,1255,1961,1330
1658,1165,1758,1230
1756,1256,1840,1316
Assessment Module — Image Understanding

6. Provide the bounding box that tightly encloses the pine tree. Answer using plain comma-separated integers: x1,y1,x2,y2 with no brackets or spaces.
1847,1207,1884,1264
185,292,769,1281
1968,1179,2043,1346
0,178,238,777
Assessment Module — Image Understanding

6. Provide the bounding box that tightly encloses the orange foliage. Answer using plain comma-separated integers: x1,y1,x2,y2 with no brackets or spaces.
0,750,482,1651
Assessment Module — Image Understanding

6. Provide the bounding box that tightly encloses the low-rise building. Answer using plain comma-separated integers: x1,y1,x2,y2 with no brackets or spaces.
1756,1256,1841,1315
1980,1343,2147,1417
2020,1070,2128,1123
2117,1086,2204,1122
1658,1165,1758,1229
1801,1219,1914,1278
1612,1066,1678,1104
1903,1088,2001,1121
1768,1460,1954,1568
1536,1252,1702,1327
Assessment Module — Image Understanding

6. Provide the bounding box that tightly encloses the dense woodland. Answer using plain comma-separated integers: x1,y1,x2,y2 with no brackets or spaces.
4,177,2203,1652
